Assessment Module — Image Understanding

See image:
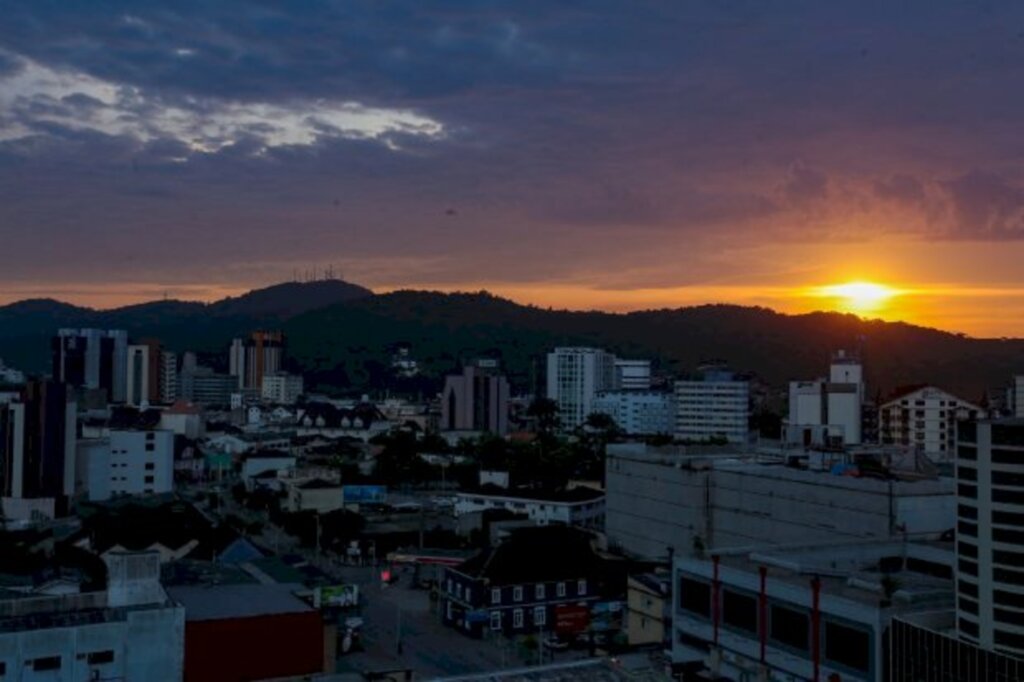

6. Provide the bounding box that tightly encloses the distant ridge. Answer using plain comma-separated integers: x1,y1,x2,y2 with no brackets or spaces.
1,281,1022,398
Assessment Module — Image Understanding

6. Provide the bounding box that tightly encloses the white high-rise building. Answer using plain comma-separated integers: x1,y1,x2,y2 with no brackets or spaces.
880,385,982,462
546,347,616,431
261,372,305,405
53,328,128,402
229,338,246,390
614,359,652,391
592,390,674,435
125,344,152,407
955,419,1024,659
674,368,750,444
78,430,175,501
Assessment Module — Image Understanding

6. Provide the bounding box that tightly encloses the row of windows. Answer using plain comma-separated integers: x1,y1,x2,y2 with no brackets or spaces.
5,650,116,673
447,579,586,603
489,606,546,630
676,577,870,672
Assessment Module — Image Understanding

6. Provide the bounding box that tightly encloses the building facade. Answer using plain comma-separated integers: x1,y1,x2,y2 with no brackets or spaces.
441,361,510,435
262,372,304,405
614,359,652,391
230,331,285,391
126,341,163,406
956,419,1024,659
674,369,750,444
79,429,175,501
52,328,128,402
591,390,675,435
454,488,605,530
546,347,616,432
881,385,982,462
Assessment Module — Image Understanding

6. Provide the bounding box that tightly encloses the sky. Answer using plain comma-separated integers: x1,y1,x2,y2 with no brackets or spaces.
3,2,1024,336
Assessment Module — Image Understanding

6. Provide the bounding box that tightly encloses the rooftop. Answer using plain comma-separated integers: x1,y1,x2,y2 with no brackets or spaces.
459,484,604,503
167,583,313,621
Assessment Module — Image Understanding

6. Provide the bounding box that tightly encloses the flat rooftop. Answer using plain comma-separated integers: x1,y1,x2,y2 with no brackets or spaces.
168,583,312,621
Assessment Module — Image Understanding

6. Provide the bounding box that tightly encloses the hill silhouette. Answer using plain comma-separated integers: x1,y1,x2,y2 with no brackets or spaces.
1,282,1022,400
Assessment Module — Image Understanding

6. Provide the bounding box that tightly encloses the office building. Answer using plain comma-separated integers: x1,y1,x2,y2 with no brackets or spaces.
614,359,652,390
881,385,982,462
0,551,184,681
956,419,1024,659
591,390,675,435
229,330,285,391
52,328,128,402
179,366,236,406
0,380,76,519
262,372,305,405
674,367,750,443
440,360,510,435
546,347,616,431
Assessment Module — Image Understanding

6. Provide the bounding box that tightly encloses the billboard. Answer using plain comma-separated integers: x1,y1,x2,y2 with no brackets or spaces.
317,584,360,608
343,485,387,503
554,604,590,634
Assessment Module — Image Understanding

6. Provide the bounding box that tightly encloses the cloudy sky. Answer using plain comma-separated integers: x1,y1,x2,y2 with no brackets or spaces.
3,1,1024,335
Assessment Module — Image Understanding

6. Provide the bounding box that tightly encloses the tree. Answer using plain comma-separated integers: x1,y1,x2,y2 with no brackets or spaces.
527,397,560,434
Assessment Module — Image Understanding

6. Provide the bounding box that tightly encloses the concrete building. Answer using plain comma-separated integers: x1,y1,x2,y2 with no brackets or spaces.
52,328,128,402
454,487,605,530
126,341,163,407
591,390,675,435
160,351,178,404
546,347,616,431
674,368,750,444
889,611,1024,681
261,372,304,405
282,478,345,514
880,385,982,462
672,541,956,682
78,429,174,501
229,330,285,391
179,367,236,406
605,443,955,561
626,573,671,648
787,350,865,446
440,361,510,435
0,380,76,519
956,419,1024,659
0,551,184,681
614,359,652,391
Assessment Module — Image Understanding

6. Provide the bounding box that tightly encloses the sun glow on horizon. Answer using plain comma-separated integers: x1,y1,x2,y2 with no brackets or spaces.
816,281,901,314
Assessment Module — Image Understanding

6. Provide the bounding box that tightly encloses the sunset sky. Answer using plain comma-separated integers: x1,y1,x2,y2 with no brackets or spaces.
3,2,1024,336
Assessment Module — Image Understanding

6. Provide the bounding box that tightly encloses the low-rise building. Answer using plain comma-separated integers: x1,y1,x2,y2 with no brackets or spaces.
442,526,619,638
0,551,184,681
626,572,671,647
454,486,605,530
262,372,304,405
591,390,675,435
672,541,956,682
282,478,345,514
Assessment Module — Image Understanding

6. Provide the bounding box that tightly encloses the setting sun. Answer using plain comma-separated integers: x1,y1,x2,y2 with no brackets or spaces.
817,281,900,314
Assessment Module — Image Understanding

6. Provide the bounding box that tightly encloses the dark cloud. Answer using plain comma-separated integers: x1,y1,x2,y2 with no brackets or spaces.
945,170,1024,239
3,1,1024,294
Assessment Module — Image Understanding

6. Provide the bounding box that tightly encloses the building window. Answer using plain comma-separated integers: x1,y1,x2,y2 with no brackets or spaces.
513,608,524,628
456,584,463,598
770,605,809,651
534,606,546,626
557,582,566,597
722,590,757,633
144,475,155,484
447,579,453,594
490,611,502,630
87,650,115,665
513,586,523,602
824,622,870,672
32,656,61,671
145,443,155,452
577,579,587,596
465,588,472,602
492,588,501,604
535,584,546,600
678,577,711,618
145,462,155,471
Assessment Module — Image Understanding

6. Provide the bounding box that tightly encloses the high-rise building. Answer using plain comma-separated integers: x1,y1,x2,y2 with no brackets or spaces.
881,385,982,462
440,360,510,435
591,390,675,435
229,331,285,391
178,367,236,407
674,367,750,443
0,380,76,517
546,347,616,431
261,372,305,405
160,351,178,404
126,341,162,407
955,419,1024,659
52,328,128,402
1013,375,1024,418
